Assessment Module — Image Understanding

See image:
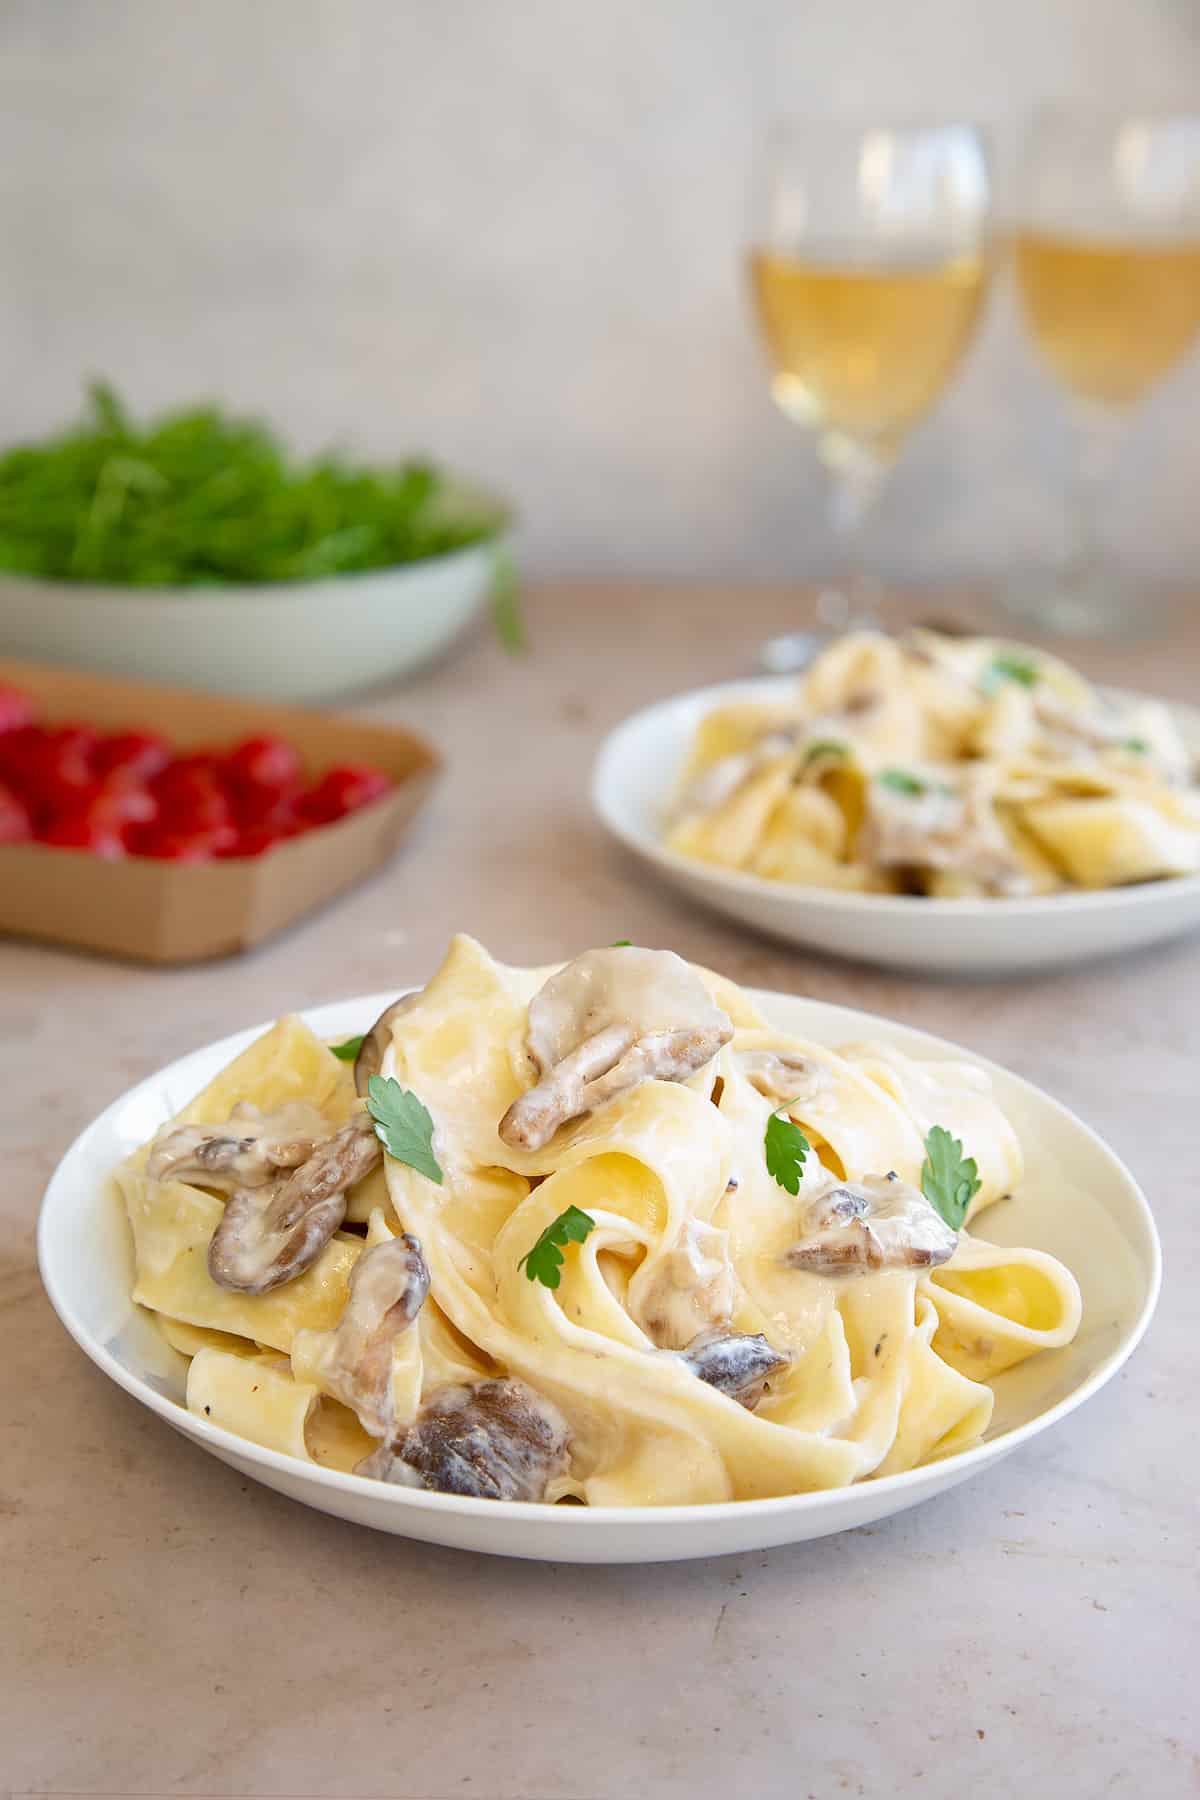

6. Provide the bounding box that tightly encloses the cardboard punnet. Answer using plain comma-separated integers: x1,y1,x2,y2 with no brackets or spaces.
0,657,439,962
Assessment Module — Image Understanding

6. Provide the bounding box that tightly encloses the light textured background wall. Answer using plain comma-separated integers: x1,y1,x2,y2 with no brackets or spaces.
2,0,1199,584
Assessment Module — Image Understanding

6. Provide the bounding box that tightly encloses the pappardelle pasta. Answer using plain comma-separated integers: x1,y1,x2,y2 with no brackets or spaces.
665,630,1200,897
116,936,1081,1507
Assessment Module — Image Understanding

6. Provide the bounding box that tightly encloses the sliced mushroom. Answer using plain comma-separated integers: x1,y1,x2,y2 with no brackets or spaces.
499,947,733,1151
858,770,1028,896
353,992,422,1097
735,1048,830,1106
1033,691,1189,781
147,1100,332,1191
633,1219,736,1350
357,1377,570,1501
304,1234,430,1438
207,1115,382,1295
786,1172,956,1276
680,1328,789,1409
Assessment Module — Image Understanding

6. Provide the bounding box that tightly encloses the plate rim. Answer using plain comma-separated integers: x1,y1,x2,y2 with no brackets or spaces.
591,674,1200,920
37,984,1162,1534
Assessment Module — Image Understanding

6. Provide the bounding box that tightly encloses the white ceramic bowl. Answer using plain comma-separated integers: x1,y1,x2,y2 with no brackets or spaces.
38,986,1159,1564
0,543,497,701
592,677,1200,974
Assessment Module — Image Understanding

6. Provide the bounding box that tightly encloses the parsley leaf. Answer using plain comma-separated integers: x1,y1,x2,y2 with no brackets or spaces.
518,1204,596,1288
982,653,1039,694
1122,736,1149,754
329,1034,364,1062
365,1075,443,1184
611,938,633,947
764,1101,810,1195
877,768,926,796
920,1124,980,1229
802,737,849,765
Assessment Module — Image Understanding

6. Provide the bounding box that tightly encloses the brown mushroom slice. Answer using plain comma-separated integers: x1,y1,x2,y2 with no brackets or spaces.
633,1219,736,1350
858,770,1029,896
736,1048,830,1106
207,1115,382,1295
786,1172,957,1276
680,1328,789,1409
353,992,423,1097
305,1233,431,1438
499,947,734,1151
357,1378,570,1501
146,1100,332,1191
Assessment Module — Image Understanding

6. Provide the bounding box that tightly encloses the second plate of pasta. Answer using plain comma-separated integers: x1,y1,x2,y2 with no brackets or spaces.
592,633,1200,972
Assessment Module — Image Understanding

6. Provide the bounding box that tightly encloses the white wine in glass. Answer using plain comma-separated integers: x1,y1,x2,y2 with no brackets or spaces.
749,248,988,462
747,120,992,668
1015,234,1200,407
1010,108,1200,633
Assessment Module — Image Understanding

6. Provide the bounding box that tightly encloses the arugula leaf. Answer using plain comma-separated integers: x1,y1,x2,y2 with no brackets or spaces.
802,737,849,765
0,383,504,595
611,938,633,947
365,1075,443,1184
982,653,1039,694
490,544,526,654
1122,736,1149,754
329,1034,364,1062
877,768,926,796
518,1204,596,1288
764,1101,810,1195
920,1124,980,1229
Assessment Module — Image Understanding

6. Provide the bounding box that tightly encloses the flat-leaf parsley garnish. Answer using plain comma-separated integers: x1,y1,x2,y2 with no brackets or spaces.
802,737,849,765
764,1101,810,1195
518,1204,596,1288
920,1124,980,1229
1122,736,1149,754
611,938,633,947
329,1034,364,1062
982,652,1039,694
366,1075,443,1184
877,768,926,797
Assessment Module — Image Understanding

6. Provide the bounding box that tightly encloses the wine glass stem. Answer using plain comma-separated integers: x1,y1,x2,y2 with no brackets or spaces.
819,443,889,631
1063,403,1126,593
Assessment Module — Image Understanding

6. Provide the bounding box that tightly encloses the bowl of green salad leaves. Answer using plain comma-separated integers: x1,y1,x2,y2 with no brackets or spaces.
0,385,517,700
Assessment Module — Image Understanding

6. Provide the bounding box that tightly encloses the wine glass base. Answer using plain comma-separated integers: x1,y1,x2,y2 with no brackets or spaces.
759,631,826,675
997,570,1162,639
758,581,885,674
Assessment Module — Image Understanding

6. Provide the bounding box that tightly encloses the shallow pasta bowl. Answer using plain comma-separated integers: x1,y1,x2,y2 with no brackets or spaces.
592,677,1200,973
37,986,1159,1563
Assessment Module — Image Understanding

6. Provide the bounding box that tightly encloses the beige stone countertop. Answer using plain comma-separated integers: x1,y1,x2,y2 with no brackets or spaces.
3,585,1196,1799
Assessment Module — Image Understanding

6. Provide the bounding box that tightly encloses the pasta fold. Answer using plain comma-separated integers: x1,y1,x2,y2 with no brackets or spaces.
120,935,1082,1507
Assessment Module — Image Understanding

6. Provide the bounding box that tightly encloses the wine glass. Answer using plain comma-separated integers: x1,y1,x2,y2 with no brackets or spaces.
1009,106,1200,634
747,119,992,672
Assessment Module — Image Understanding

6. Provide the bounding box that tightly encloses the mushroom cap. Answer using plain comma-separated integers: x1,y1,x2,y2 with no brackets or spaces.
526,946,732,1075
787,1171,957,1275
358,1378,570,1501
681,1328,789,1409
206,1115,381,1294
736,1047,830,1105
312,1233,430,1439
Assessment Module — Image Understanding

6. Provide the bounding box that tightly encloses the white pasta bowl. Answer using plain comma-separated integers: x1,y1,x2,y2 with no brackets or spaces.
592,678,1200,973
38,987,1159,1563
0,542,497,701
